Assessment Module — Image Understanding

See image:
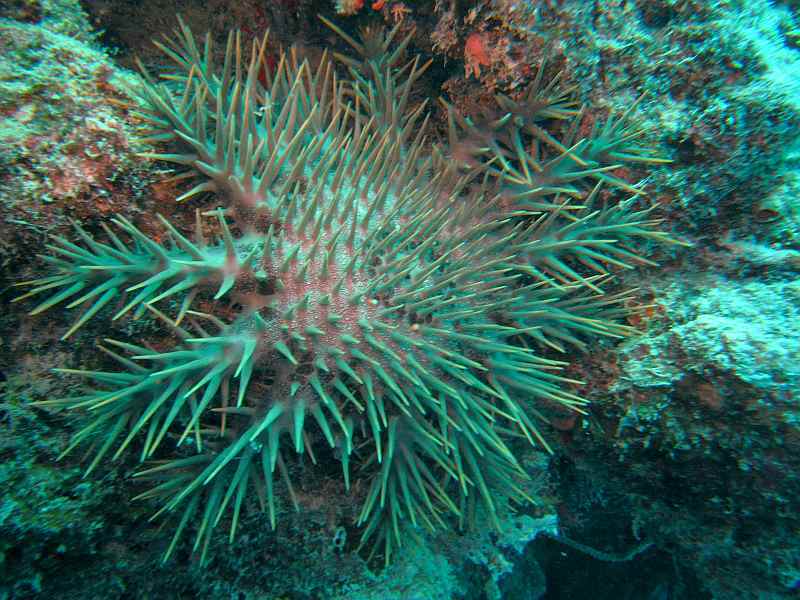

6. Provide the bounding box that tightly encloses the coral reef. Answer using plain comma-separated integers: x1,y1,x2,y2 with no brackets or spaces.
335,0,364,17
0,2,146,269
603,275,800,598
4,1,800,598
15,12,672,568
413,2,800,597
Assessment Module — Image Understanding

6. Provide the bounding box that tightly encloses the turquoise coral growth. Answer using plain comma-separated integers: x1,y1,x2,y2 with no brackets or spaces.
16,17,675,564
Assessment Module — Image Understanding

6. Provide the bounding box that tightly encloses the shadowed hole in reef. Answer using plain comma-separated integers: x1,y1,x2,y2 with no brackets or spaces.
494,534,711,600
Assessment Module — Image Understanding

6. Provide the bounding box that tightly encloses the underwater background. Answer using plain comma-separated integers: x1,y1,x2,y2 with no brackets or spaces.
0,0,799,598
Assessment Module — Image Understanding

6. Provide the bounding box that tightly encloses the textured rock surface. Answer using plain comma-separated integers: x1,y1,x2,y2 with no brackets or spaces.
2,1,800,599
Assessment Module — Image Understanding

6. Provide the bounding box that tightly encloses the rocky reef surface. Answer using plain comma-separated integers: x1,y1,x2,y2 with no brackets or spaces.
1,1,798,598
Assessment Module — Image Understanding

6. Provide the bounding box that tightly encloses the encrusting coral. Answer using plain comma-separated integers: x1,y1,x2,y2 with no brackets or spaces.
15,16,678,565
